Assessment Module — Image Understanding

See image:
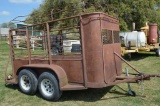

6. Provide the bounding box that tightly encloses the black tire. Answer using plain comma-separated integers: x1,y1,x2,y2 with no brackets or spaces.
38,72,62,101
18,69,38,95
156,48,160,56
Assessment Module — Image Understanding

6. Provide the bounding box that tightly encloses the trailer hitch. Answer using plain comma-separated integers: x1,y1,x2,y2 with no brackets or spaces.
114,52,160,78
114,52,160,96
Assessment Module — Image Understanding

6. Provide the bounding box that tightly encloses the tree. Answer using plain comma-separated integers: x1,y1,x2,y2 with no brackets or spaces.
114,0,160,30
1,22,16,28
25,0,160,31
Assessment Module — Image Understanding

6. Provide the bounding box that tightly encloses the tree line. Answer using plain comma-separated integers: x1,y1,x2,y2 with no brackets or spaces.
25,0,160,31
0,22,16,28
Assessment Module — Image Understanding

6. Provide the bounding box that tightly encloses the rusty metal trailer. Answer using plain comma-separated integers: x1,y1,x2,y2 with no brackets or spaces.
5,12,160,101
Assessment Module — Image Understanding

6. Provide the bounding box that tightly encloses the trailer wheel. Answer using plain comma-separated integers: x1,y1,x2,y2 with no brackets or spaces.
38,72,62,101
18,69,38,95
156,48,160,56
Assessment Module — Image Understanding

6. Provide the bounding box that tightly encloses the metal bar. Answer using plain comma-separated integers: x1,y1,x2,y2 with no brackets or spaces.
125,68,132,92
44,31,48,59
122,72,139,75
4,31,13,81
52,58,82,61
4,54,11,80
50,26,80,32
10,31,15,59
145,74,160,78
46,23,52,64
112,30,114,43
107,74,152,87
26,27,31,64
41,31,45,52
114,52,141,74
50,24,79,28
51,32,80,37
9,30,15,78
116,76,140,80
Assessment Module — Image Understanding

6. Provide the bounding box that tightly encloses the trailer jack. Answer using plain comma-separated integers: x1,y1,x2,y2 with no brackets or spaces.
125,68,136,96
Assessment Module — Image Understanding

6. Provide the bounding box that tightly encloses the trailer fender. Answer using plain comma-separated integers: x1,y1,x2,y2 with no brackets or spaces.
18,64,68,88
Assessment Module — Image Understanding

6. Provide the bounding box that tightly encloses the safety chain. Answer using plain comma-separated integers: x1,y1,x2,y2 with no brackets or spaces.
138,75,144,96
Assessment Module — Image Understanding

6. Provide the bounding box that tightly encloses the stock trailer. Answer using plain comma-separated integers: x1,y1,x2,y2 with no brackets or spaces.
2,10,160,101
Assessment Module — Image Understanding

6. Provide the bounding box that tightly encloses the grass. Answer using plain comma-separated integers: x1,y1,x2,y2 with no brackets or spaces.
0,39,160,106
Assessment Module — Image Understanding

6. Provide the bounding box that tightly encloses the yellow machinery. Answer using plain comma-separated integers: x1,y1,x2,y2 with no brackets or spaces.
120,23,160,57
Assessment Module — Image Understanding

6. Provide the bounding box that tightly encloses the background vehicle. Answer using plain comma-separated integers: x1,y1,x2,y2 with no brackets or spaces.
120,23,160,57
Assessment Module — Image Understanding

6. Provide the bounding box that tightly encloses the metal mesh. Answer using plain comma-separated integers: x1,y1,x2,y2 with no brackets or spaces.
113,31,120,43
102,29,113,44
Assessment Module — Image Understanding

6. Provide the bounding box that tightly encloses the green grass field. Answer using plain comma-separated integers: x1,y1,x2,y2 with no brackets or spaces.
0,39,160,106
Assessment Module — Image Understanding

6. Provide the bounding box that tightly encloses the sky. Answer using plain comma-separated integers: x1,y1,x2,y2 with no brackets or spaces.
0,0,43,24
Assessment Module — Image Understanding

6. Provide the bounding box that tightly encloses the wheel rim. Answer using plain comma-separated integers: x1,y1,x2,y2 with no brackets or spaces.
20,75,31,91
41,79,54,96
